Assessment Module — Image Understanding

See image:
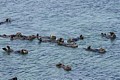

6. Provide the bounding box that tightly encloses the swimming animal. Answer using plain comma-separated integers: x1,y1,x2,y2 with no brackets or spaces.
15,49,28,54
2,46,13,53
37,34,57,43
56,63,65,68
57,41,78,48
0,18,11,25
2,46,28,54
101,32,116,40
67,35,84,43
63,65,72,71
84,46,106,53
56,63,72,71
9,77,17,80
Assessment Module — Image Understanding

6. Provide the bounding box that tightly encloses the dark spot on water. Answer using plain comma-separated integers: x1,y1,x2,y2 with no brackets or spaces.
116,78,120,80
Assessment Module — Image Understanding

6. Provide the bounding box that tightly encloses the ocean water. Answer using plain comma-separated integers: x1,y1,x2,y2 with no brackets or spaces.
0,0,120,80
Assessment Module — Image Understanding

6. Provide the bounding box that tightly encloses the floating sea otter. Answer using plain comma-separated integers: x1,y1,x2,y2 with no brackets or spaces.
2,46,13,53
101,32,116,40
57,38,78,48
2,46,28,54
37,34,57,43
84,46,106,53
15,49,28,54
9,77,17,80
0,18,11,25
67,35,84,43
56,63,72,71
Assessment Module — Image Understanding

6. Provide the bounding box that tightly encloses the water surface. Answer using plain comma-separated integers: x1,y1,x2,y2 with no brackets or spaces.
0,0,120,80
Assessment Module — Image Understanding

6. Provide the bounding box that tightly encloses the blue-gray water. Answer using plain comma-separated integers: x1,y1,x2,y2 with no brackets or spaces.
0,0,120,80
